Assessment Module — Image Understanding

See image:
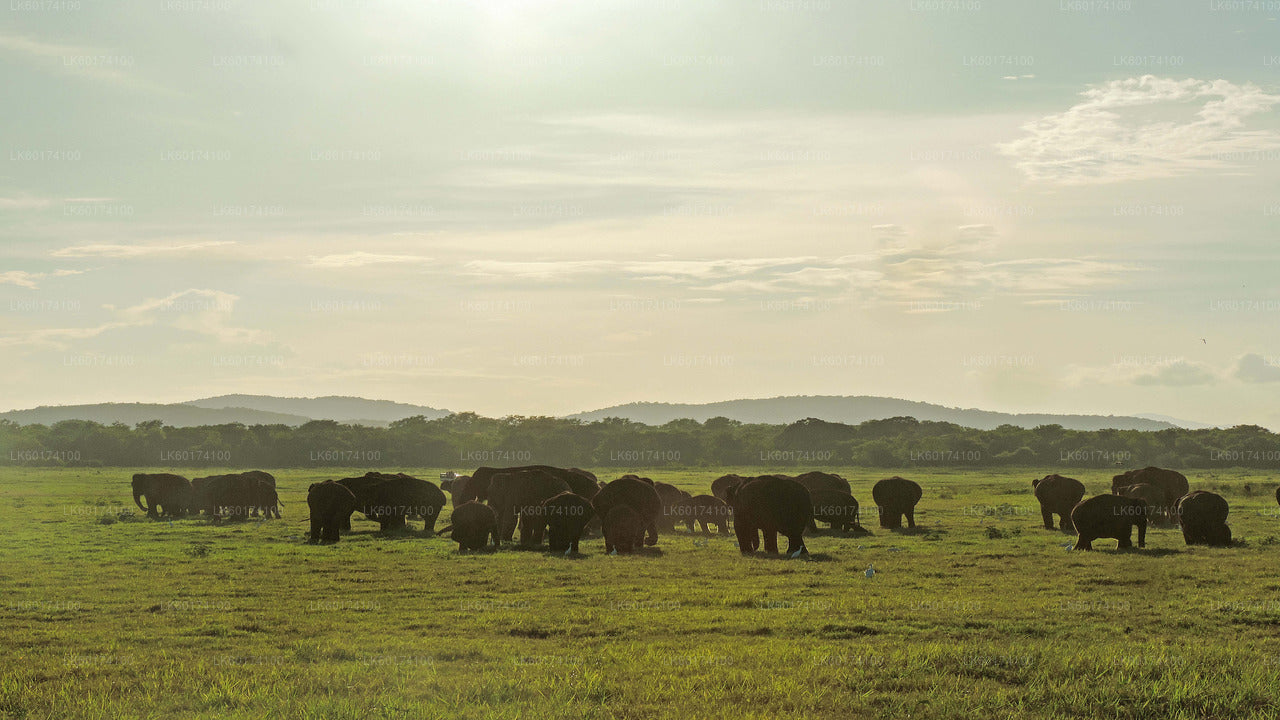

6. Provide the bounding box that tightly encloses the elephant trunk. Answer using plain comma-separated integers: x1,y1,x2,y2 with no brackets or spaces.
133,485,147,512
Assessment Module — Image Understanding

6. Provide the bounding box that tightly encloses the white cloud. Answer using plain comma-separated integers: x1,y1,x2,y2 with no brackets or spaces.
0,269,83,289
52,241,235,258
999,76,1280,184
0,196,53,210
309,252,435,268
1,288,262,348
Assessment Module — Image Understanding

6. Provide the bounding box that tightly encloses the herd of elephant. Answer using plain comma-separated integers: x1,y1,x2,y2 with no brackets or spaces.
1035,466,1236,550
129,465,1255,556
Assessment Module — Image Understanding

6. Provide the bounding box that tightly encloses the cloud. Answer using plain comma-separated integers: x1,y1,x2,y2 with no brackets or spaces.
1067,358,1219,387
1,288,262,348
52,241,235,258
0,196,53,210
1131,360,1219,387
0,269,83,289
1234,353,1280,383
460,243,1133,308
0,34,139,85
309,252,435,268
998,76,1280,184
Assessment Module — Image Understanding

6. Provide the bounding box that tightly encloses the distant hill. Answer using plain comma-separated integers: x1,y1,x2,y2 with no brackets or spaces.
185,395,450,424
0,403,311,427
566,395,1191,431
0,395,450,428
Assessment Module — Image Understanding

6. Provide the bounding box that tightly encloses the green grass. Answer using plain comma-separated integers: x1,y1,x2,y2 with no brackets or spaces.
3,466,1280,719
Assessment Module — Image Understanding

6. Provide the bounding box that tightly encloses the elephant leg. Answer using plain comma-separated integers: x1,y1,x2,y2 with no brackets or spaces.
1041,507,1055,530
1074,536,1093,550
763,530,779,554
310,515,322,543
905,509,916,529
784,534,807,557
1117,535,1132,549
644,520,658,546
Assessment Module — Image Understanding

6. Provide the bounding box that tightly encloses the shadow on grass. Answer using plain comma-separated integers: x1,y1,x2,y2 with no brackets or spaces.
887,527,946,537
806,527,873,539
742,551,837,562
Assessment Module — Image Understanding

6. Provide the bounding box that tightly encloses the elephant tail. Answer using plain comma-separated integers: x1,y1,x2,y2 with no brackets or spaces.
438,524,454,535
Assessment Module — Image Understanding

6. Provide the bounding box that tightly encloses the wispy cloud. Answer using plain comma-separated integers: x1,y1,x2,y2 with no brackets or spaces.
0,269,82,289
52,241,235,258
309,252,435,268
1,288,262,348
999,76,1280,184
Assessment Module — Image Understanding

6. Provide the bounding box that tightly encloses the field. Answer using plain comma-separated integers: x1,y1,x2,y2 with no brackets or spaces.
3,467,1280,719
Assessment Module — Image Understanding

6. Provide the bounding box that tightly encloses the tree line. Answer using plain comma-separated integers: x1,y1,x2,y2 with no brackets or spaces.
3,414,1280,470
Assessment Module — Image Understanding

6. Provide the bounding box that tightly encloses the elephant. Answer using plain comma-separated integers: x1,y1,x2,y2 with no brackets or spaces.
1032,474,1086,531
791,471,851,495
871,476,923,530
653,481,689,530
602,505,644,554
338,472,447,535
711,474,747,501
786,472,851,532
486,468,571,545
191,472,280,521
1118,483,1163,522
540,491,595,554
307,480,357,544
725,475,812,557
592,476,662,547
444,475,471,505
563,468,600,498
1176,491,1231,547
809,489,865,533
1071,494,1148,551
1111,467,1189,526
234,470,280,517
461,465,597,505
1276,485,1280,507
131,473,192,519
442,501,499,551
677,494,732,535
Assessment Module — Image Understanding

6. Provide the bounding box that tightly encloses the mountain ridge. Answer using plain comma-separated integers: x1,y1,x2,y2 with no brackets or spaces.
0,394,1211,431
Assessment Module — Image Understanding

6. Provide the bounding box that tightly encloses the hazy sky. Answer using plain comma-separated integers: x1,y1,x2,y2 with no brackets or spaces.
3,0,1280,426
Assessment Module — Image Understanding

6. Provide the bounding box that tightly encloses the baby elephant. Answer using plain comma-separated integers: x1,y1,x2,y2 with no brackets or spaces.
809,490,866,533
541,491,594,554
680,494,732,535
307,480,357,544
445,501,498,551
1176,491,1231,547
603,505,644,554
1070,494,1148,551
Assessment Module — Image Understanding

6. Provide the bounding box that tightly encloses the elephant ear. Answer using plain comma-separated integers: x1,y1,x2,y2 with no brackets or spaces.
1032,478,1041,488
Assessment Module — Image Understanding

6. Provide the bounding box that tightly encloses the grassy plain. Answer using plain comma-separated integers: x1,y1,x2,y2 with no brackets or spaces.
2,466,1280,719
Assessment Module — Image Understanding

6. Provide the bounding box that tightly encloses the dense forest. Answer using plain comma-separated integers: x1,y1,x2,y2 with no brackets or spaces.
3,414,1280,471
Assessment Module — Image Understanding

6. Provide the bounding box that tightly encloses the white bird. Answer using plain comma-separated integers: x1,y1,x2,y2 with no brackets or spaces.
865,564,876,579
564,546,572,557
610,549,618,556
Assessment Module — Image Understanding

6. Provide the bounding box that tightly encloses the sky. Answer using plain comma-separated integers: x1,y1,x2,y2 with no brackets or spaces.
3,0,1280,427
